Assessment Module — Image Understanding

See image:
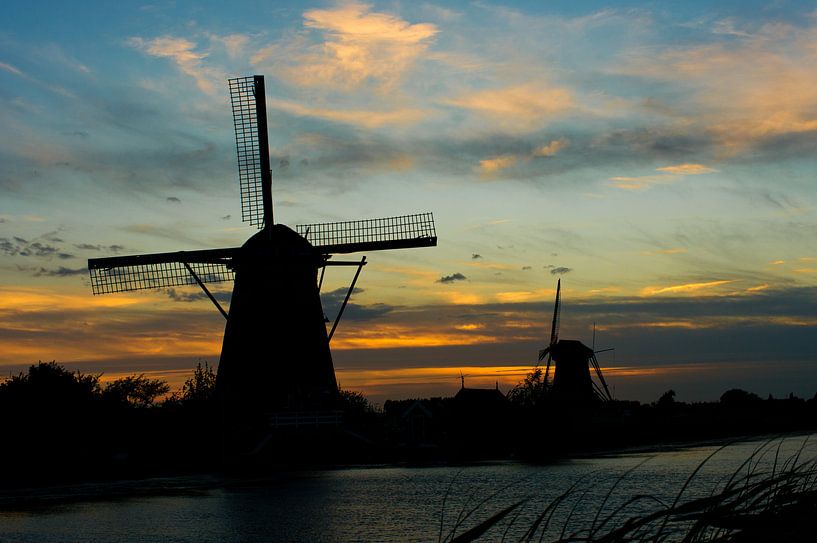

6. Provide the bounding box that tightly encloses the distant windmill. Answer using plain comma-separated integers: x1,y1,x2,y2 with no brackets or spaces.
537,280,613,402
87,76,437,423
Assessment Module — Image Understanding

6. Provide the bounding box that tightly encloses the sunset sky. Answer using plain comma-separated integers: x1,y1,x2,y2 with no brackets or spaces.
2,1,816,405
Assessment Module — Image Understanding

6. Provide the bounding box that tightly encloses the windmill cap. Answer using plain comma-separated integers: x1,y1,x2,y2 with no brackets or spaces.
550,339,594,360
241,224,321,260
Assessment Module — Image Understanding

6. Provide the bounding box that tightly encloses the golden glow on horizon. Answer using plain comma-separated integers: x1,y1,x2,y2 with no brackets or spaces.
336,362,728,397
337,365,536,390
439,291,484,305
640,280,733,296
495,289,552,303
0,286,144,311
0,331,222,365
331,324,500,349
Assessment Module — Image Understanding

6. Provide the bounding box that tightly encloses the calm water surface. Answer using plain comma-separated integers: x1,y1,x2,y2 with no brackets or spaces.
3,435,815,542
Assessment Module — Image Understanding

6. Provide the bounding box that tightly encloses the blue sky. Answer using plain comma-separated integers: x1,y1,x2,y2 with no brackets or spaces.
1,1,816,404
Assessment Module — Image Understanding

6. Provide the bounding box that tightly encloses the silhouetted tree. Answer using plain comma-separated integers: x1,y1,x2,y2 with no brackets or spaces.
720,388,762,405
176,361,217,404
102,374,170,407
656,389,676,407
338,389,375,414
0,360,100,408
507,367,547,408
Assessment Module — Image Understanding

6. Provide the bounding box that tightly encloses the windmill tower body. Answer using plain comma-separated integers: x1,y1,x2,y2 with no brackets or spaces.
550,340,596,402
87,75,437,433
215,225,338,417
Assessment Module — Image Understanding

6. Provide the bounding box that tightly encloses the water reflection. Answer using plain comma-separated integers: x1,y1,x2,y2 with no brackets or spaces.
2,436,815,542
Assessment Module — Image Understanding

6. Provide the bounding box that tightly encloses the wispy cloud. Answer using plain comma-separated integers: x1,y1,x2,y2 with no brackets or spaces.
611,163,717,190
128,36,220,94
447,83,574,132
267,97,428,128
641,280,733,297
0,61,23,76
209,33,249,58
655,163,716,175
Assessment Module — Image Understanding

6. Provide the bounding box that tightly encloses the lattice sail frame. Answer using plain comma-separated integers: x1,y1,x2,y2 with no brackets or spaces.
88,249,237,295
296,213,437,254
228,76,264,227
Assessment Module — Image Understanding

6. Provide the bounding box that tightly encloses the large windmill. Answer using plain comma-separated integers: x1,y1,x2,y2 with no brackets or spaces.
88,76,437,423
537,279,613,402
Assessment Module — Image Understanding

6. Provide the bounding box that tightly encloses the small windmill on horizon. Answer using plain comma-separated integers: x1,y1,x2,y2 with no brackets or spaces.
87,76,437,427
538,279,613,402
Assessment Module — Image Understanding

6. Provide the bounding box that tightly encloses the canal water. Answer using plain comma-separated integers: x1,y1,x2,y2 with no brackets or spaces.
2,435,815,542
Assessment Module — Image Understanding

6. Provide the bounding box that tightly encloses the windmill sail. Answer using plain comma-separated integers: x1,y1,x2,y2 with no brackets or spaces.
88,248,238,294
228,75,272,228
542,278,561,384
296,213,437,254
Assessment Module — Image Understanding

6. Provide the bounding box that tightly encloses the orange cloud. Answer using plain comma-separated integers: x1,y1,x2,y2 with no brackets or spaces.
455,323,484,331
266,1,438,91
618,24,817,152
533,138,569,157
478,154,517,175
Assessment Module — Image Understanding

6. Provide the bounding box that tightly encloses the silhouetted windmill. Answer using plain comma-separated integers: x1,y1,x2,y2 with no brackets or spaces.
87,76,437,423
537,280,613,402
